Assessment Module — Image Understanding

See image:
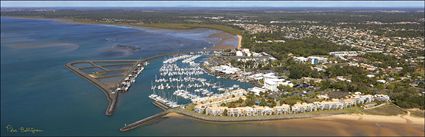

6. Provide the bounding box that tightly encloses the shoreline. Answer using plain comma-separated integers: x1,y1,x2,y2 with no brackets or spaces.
1,16,242,35
120,108,347,132
2,16,242,50
69,18,243,50
162,112,424,136
164,102,424,125
313,113,425,125
237,35,242,49
121,107,424,132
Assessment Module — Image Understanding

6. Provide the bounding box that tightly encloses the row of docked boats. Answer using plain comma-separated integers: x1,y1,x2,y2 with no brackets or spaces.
151,82,216,90
182,55,201,64
113,61,148,94
148,53,242,108
159,64,204,76
163,55,192,64
148,54,199,108
148,94,180,108
173,89,200,100
154,76,207,83
172,88,217,101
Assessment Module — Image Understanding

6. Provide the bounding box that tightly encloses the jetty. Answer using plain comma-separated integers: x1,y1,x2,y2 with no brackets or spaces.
120,110,171,132
152,101,172,111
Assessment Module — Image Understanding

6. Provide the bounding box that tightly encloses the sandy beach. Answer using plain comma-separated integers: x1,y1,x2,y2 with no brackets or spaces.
164,112,182,117
237,34,242,49
165,110,424,125
160,112,424,136
314,113,424,125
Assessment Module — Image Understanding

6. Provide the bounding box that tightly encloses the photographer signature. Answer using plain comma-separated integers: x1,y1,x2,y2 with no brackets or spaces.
5,124,43,134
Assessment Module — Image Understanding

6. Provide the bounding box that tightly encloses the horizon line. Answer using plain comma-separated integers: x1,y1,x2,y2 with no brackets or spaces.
1,1,424,8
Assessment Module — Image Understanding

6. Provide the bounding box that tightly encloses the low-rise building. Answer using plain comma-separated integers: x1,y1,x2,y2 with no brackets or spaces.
293,56,328,64
262,73,294,92
248,87,267,96
236,51,244,56
212,65,241,74
329,51,361,57
194,92,390,117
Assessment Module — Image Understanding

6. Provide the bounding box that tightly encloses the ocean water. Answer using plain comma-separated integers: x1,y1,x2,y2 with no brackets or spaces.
0,17,247,136
1,17,423,136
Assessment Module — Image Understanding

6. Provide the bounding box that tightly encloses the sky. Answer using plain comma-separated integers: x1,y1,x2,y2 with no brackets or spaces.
1,1,424,8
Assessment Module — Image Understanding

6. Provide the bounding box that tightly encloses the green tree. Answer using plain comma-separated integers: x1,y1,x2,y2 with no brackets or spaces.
259,98,268,106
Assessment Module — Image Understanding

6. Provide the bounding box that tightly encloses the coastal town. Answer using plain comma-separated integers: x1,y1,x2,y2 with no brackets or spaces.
145,50,394,118
2,6,424,136
129,9,423,130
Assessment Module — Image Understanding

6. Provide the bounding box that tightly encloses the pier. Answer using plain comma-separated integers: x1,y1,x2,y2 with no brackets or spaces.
152,101,171,111
119,101,173,132
120,110,171,132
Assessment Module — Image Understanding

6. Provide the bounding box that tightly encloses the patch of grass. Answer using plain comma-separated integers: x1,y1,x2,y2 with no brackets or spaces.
185,104,196,111
293,106,364,115
409,110,425,118
88,71,105,78
363,103,406,116
345,106,365,114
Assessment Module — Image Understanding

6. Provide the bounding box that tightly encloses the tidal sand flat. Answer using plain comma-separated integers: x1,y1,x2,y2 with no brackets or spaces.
207,31,239,49
155,114,424,136
98,44,141,57
315,113,424,125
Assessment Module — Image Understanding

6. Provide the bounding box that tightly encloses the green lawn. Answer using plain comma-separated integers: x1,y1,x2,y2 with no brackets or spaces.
409,110,425,118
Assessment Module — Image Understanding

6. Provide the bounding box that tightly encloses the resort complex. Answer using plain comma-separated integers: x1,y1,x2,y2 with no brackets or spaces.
193,90,390,117
113,48,397,130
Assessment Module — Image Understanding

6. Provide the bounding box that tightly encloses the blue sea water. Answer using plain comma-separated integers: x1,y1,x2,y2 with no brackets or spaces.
0,17,249,136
